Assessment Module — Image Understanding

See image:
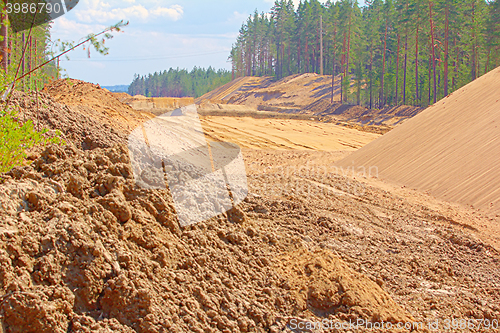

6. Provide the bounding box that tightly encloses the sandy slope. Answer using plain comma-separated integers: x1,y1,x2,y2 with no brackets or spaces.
196,76,273,103
336,66,500,216
196,74,423,128
200,116,380,151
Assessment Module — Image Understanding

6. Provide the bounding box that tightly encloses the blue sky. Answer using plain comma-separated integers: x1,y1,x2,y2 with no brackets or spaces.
51,0,304,86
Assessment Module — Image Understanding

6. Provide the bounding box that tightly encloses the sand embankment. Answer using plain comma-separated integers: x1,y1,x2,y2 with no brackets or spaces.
336,66,500,215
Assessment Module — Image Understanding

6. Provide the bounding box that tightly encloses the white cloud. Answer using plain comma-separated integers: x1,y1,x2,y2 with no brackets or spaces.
227,11,249,24
150,5,184,20
75,3,184,23
51,17,106,39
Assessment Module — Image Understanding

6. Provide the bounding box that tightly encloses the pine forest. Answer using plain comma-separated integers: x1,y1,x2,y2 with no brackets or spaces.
230,0,500,108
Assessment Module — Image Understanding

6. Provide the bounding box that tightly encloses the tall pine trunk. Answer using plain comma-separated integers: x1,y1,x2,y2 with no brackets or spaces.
345,12,352,80
305,34,309,73
471,1,476,81
415,20,420,106
370,45,373,109
428,41,432,105
287,43,291,75
484,49,491,74
341,32,346,103
429,2,437,104
403,31,408,105
281,43,285,78
380,17,388,108
453,38,459,90
444,4,449,96
331,25,337,104
395,34,401,106
0,11,7,72
297,37,301,73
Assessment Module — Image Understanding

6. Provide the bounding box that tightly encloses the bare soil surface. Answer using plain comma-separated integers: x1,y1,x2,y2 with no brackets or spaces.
45,79,154,134
10,90,128,150
0,145,498,332
0,144,415,333
1,78,499,332
244,149,500,329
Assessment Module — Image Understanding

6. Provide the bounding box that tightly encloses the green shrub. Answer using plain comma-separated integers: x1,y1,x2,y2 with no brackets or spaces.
0,108,63,173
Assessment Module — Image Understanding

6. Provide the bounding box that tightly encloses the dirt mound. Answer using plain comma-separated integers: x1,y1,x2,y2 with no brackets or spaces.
226,73,337,112
336,66,500,215
44,79,154,134
9,90,127,150
197,74,423,128
276,249,412,322
118,96,195,115
196,76,273,104
0,143,413,332
111,92,132,100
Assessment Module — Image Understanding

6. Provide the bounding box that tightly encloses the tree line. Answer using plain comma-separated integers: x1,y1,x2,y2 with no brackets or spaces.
128,67,232,98
230,0,500,108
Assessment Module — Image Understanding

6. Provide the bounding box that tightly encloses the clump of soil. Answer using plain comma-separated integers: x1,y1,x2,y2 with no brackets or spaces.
276,249,413,323
0,143,412,332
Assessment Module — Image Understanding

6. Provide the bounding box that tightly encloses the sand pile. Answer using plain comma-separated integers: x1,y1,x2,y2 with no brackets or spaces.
195,76,273,104
0,143,413,332
44,79,154,134
303,99,423,126
336,66,500,215
110,92,132,100
196,74,424,129
9,91,126,150
224,74,338,112
117,95,195,115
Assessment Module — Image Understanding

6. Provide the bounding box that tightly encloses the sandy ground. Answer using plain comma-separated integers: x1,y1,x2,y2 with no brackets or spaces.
242,149,500,330
2,77,498,332
200,116,380,151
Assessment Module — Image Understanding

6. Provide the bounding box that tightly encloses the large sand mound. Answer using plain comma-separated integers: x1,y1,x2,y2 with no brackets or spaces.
116,95,195,115
196,76,273,103
198,73,338,113
196,74,423,128
336,66,500,215
45,79,154,134
11,91,128,150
